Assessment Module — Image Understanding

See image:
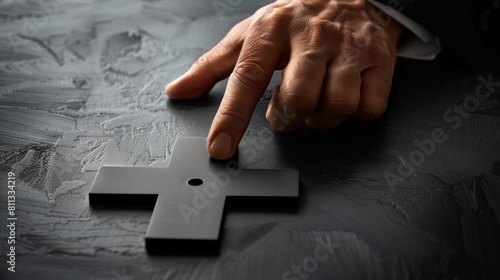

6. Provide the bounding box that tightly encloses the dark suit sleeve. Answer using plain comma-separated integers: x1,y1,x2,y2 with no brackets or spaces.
373,0,498,65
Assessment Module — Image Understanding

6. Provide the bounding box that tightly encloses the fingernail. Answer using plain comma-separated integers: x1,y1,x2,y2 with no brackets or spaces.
209,133,232,160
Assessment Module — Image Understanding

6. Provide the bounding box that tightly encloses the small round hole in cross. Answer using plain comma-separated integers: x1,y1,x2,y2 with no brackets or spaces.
187,178,203,186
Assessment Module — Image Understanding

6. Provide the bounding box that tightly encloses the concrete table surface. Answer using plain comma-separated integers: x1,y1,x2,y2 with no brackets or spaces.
0,1,499,279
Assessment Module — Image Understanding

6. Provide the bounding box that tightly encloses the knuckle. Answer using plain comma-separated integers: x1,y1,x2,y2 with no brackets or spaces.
363,21,382,37
362,28,395,62
368,46,393,69
280,88,316,118
232,60,267,88
253,5,273,19
326,0,364,12
328,99,359,117
296,54,322,74
338,68,362,85
307,19,334,45
326,0,340,11
352,23,376,49
193,52,211,68
350,22,394,56
254,6,290,30
218,106,248,128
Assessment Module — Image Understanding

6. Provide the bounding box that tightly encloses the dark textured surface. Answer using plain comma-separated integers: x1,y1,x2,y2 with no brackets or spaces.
0,1,499,279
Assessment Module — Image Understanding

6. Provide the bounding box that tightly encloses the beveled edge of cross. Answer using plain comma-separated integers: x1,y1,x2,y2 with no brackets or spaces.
88,137,299,254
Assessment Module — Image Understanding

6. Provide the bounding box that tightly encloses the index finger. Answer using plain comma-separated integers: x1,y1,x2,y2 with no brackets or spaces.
207,12,287,160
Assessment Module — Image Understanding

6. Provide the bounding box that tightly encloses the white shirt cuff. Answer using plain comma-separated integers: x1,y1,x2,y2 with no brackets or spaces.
366,0,442,60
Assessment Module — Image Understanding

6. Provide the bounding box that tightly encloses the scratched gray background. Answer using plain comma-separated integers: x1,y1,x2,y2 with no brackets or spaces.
0,0,499,279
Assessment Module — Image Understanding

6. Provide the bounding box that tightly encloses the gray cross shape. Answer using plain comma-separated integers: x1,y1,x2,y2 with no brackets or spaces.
89,137,299,253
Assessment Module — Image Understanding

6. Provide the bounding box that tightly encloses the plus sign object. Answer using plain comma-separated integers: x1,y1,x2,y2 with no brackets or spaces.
89,137,299,254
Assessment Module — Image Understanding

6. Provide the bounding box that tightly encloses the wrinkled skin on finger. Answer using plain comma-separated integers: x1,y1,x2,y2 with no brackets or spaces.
165,0,406,160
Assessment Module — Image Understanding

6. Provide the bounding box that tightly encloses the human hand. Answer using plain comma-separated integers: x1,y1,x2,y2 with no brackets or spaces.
165,0,406,160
